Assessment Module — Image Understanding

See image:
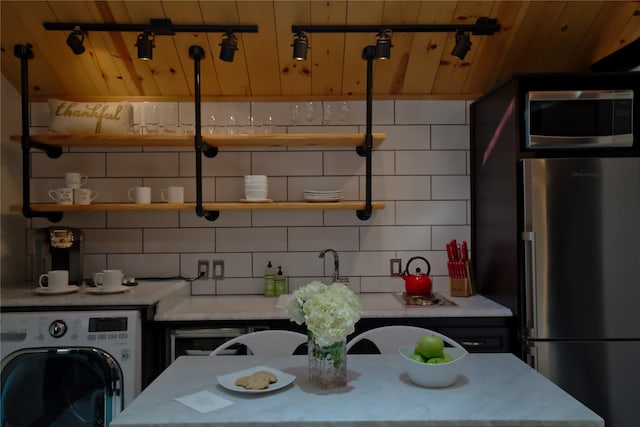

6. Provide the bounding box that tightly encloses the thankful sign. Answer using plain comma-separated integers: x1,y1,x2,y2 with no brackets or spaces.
48,99,132,135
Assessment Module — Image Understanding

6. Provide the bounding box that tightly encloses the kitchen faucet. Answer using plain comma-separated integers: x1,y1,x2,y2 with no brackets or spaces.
318,249,340,283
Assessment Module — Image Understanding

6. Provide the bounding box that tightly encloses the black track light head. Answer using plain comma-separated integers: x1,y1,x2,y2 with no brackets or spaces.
135,30,155,60
375,29,393,60
66,26,85,55
292,31,309,61
219,32,238,62
451,30,472,60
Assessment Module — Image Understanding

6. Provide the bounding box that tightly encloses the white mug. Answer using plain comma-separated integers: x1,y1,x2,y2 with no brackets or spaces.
38,270,69,291
65,172,88,189
95,269,123,290
48,188,74,205
161,186,184,204
74,188,98,205
128,187,151,204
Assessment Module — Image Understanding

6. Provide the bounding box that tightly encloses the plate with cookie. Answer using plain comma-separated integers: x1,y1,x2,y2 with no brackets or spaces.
217,365,295,394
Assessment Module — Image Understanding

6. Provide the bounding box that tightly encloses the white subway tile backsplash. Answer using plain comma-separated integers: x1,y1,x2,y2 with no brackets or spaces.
144,228,215,253
107,211,179,228
107,153,178,177
217,227,287,252
83,229,143,254
395,100,466,125
373,125,429,150
324,201,396,226
396,201,467,225
252,151,322,176
395,150,466,175
108,253,180,278
366,175,431,201
324,151,395,176
431,125,470,150
360,226,430,251
252,210,322,227
31,152,105,178
18,99,475,294
180,151,251,177
288,227,359,252
432,175,470,200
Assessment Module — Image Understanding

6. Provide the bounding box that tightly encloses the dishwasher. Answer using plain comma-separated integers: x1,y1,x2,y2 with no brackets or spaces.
168,326,269,362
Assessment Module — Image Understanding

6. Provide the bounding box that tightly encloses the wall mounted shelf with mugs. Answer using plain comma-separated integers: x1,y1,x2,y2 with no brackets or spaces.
10,133,386,217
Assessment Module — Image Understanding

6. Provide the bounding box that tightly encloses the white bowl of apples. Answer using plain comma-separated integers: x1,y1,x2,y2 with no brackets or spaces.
399,330,468,388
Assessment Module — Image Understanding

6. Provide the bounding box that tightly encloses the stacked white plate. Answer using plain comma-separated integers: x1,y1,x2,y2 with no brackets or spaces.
303,189,343,202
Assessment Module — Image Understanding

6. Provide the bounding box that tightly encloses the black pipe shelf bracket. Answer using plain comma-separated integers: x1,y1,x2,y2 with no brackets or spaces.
189,45,220,222
356,45,377,221
15,43,63,223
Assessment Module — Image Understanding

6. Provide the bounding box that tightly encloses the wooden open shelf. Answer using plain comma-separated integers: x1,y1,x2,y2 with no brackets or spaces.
11,133,386,148
10,201,385,213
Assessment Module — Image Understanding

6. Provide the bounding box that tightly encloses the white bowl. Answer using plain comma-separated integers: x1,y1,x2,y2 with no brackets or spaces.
244,189,268,200
399,345,467,388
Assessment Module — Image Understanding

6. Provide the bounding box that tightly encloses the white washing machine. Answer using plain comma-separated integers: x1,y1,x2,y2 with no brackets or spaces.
1,310,141,426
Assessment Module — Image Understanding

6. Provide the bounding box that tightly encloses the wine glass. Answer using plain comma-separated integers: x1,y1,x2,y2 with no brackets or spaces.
305,102,315,123
338,102,349,125
290,104,300,126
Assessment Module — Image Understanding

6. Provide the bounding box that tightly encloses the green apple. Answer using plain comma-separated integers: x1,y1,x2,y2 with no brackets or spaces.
416,335,444,359
426,353,454,364
409,353,426,363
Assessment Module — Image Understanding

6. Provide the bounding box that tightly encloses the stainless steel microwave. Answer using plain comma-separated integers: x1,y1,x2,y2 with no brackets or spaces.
525,89,634,148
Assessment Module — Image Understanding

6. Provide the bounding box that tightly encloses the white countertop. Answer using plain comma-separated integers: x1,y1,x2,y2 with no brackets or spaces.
154,292,512,321
0,280,189,310
111,354,602,427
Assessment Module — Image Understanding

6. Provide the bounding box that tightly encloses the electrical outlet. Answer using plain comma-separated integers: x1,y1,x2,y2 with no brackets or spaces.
212,260,224,280
197,260,210,279
390,258,402,277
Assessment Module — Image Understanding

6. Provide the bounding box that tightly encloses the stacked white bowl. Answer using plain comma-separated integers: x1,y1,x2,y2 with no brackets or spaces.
244,175,268,201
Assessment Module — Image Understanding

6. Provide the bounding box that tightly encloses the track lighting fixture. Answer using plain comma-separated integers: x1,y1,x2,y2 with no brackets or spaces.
451,30,472,60
291,16,499,61
219,32,238,62
44,19,258,63
66,26,85,55
135,30,155,60
374,29,393,60
292,31,309,61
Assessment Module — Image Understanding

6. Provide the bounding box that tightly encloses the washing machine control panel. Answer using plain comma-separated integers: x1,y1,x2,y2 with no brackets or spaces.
48,320,67,338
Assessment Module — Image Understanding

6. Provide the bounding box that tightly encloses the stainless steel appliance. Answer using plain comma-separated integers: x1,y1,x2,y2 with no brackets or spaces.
1,310,141,426
526,89,634,148
471,73,640,427
31,227,84,285
168,326,270,363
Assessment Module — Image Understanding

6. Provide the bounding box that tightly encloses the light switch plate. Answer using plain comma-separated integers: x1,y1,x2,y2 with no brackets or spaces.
390,258,402,277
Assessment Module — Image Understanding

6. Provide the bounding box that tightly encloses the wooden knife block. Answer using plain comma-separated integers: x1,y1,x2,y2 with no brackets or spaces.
449,261,475,297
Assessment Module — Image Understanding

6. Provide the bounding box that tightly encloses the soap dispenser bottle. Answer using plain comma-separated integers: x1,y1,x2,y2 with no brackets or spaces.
264,261,275,296
275,266,287,296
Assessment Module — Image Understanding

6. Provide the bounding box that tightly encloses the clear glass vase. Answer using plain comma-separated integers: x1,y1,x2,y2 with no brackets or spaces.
308,335,347,389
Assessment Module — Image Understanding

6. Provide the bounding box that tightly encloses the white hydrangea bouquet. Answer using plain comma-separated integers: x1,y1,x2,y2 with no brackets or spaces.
284,280,362,347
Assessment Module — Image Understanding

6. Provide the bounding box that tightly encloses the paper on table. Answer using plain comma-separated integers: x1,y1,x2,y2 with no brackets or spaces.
175,390,234,413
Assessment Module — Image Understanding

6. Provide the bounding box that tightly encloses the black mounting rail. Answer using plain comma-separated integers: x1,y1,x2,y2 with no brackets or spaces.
189,45,219,222
15,44,63,223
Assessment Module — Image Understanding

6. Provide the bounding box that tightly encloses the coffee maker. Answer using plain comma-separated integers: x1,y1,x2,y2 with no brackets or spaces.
31,227,84,285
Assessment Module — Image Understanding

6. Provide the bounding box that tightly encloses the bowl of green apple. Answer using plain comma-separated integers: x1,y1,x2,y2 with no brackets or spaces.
399,331,468,388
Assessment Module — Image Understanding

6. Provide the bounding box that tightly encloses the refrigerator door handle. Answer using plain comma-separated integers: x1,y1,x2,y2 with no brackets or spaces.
522,231,537,338
526,342,538,370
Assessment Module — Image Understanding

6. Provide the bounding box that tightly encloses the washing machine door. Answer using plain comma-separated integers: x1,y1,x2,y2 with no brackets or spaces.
1,347,123,427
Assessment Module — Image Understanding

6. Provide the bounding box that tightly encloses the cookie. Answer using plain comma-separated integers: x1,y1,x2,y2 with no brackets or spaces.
235,370,278,390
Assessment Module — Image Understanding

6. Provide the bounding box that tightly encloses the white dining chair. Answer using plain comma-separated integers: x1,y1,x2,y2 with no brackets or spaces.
209,330,308,356
347,325,437,354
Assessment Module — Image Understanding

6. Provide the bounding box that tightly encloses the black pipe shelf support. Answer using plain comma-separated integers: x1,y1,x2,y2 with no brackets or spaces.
189,45,219,222
15,44,63,223
356,45,377,221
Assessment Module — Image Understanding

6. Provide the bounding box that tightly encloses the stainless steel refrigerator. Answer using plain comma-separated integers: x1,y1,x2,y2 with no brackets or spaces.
470,73,640,427
522,157,640,427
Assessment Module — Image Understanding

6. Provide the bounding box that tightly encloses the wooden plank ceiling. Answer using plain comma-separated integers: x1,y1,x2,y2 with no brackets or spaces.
1,0,639,101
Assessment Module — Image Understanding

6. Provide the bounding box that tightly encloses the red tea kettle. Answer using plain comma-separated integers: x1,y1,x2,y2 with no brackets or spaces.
402,256,432,295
